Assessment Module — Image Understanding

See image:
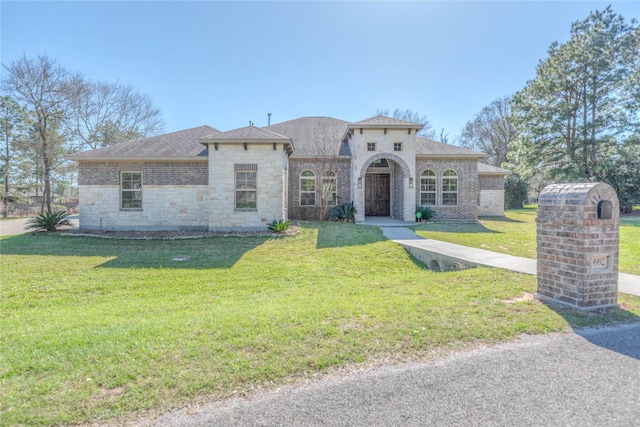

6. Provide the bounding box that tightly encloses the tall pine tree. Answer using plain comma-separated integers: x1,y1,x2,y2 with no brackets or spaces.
512,6,639,183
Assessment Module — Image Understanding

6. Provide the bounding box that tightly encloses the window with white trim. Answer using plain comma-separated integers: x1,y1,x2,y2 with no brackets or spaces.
235,164,257,210
420,169,436,206
442,169,458,206
321,170,337,206
300,170,316,206
121,172,142,210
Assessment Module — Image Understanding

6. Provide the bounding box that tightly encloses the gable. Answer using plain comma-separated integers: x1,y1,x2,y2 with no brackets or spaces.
265,117,350,158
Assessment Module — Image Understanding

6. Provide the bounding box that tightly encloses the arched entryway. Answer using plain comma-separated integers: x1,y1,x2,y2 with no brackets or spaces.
360,154,412,220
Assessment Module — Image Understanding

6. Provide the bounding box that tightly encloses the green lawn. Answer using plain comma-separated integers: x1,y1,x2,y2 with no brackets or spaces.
1,223,639,425
412,206,640,275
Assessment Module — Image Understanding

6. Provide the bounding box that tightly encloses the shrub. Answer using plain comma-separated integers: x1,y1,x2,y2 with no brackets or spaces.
26,210,71,232
268,219,291,233
415,205,435,222
504,174,528,209
328,202,356,222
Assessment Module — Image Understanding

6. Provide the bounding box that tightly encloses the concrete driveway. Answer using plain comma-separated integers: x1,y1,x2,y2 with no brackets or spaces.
0,215,79,236
156,323,640,426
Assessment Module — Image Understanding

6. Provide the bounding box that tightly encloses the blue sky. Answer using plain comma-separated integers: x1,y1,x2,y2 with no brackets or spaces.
2,1,639,141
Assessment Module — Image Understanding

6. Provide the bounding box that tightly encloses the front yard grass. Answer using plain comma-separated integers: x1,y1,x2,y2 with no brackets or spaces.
412,206,640,275
1,222,639,425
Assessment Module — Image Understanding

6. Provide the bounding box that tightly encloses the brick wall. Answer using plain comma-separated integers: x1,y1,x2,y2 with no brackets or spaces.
288,158,351,220
78,161,208,186
536,182,620,310
479,175,504,190
415,158,478,220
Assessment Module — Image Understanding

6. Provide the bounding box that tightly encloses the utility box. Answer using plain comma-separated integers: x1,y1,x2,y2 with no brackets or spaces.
536,183,619,311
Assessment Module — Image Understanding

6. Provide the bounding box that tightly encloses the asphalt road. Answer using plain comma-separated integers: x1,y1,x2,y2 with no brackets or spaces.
0,216,79,236
155,323,640,427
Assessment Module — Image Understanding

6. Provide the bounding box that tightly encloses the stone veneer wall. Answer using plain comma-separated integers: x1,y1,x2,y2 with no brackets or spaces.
391,161,405,220
207,143,289,231
77,161,209,230
350,128,417,223
77,185,209,230
415,158,478,220
536,182,620,310
287,158,351,220
478,190,505,216
478,175,506,216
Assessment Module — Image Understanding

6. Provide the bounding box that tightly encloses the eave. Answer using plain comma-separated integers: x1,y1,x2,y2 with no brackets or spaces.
68,156,208,162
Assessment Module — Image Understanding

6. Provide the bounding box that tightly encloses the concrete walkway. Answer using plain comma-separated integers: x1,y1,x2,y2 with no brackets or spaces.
381,227,640,298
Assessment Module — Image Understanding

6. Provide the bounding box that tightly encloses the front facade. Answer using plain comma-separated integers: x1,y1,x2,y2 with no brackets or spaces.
69,115,510,231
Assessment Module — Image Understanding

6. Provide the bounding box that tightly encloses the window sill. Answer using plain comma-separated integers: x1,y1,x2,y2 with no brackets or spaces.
235,208,257,212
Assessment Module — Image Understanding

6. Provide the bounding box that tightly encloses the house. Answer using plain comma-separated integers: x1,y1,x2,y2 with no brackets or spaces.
68,115,510,231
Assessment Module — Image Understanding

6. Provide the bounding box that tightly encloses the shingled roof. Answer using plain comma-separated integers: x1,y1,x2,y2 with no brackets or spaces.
415,137,486,158
265,117,350,158
477,162,512,175
67,125,220,160
198,125,294,155
199,126,291,143
350,115,424,128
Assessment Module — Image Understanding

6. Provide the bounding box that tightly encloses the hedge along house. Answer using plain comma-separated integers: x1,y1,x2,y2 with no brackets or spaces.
69,115,510,231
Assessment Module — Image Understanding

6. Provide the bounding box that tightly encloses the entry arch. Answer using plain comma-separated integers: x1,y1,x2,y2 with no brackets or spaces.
359,152,411,180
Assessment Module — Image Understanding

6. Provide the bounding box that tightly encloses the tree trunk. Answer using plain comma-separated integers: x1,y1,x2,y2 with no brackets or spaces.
38,118,52,213
3,128,8,218
3,175,8,219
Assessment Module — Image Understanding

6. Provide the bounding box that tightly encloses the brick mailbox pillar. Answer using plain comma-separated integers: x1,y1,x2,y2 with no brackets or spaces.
536,182,620,311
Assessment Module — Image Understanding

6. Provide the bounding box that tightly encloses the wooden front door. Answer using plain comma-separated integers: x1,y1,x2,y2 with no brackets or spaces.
365,174,390,216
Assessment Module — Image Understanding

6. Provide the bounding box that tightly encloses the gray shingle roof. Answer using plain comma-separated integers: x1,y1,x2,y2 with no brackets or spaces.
350,115,423,128
416,137,486,158
67,125,220,160
200,126,291,142
265,117,350,158
477,162,512,175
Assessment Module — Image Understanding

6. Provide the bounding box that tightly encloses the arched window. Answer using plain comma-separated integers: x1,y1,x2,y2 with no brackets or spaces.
442,170,458,206
420,170,436,206
321,170,337,206
300,170,316,206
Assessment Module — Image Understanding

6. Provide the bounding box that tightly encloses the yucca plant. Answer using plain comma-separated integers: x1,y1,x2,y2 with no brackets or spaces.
26,210,72,232
268,219,291,233
328,202,356,222
415,205,435,222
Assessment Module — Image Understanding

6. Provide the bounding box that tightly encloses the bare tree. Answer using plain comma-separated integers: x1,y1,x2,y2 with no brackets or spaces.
2,55,82,212
0,96,30,217
309,120,343,221
459,96,517,167
70,80,164,150
376,108,435,138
